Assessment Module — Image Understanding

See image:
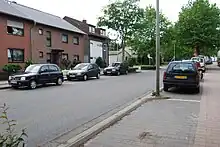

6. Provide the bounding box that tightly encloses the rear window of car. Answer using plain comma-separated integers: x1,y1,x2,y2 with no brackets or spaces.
167,62,195,73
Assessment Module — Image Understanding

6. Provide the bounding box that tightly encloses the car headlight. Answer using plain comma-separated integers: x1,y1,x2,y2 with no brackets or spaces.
8,76,12,80
20,77,26,81
112,69,116,71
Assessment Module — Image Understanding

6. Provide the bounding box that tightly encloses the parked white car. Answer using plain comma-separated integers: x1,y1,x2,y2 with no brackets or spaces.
191,57,206,72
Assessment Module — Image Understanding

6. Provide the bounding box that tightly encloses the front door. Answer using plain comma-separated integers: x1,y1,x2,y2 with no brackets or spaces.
87,64,96,77
51,51,62,66
38,65,50,84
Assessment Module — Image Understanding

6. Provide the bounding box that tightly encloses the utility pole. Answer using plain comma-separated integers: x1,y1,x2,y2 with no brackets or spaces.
155,0,160,96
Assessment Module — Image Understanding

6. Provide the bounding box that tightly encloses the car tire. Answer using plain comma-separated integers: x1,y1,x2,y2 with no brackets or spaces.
29,80,37,89
83,74,88,81
163,84,169,92
117,71,120,76
56,77,63,85
96,73,100,79
12,86,18,89
195,87,200,93
125,70,128,75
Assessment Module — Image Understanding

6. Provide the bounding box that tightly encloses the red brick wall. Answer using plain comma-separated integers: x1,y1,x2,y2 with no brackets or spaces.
0,14,32,68
31,25,85,64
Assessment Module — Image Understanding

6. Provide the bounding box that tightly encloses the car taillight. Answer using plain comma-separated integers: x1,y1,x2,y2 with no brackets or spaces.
163,72,167,80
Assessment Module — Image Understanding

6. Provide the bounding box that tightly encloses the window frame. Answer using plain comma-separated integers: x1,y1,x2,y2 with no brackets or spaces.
62,53,69,60
39,51,43,58
39,65,49,73
46,53,51,63
8,48,24,63
39,28,43,35
89,26,95,33
49,65,59,72
46,31,52,47
73,36,79,45
7,26,24,36
62,34,68,43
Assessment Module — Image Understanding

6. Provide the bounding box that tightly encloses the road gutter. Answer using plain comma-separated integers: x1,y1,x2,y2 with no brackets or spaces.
57,88,168,147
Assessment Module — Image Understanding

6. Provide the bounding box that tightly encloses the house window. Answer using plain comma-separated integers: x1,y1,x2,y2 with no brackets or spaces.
39,51,43,58
62,53,68,60
89,26,95,33
39,28,43,35
8,48,24,63
46,31,51,47
73,36,79,45
47,53,51,63
73,54,79,61
7,20,24,36
62,34,68,43
100,30,106,36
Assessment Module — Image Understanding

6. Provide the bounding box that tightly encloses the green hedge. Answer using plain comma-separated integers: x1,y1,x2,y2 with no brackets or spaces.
128,67,138,73
140,65,156,70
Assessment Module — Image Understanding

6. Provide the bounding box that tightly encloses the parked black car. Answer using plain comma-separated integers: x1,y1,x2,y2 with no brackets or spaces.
205,57,213,65
103,62,128,76
8,64,63,89
66,63,100,81
163,61,200,93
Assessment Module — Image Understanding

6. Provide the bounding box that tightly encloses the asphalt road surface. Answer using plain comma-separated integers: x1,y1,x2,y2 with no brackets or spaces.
0,71,163,146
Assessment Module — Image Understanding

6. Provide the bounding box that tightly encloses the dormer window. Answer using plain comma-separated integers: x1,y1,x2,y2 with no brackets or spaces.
89,26,95,33
100,29,106,36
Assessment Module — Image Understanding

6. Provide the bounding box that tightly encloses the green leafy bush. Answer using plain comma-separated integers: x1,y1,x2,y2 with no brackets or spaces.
25,60,33,69
2,64,21,74
61,59,71,70
127,57,137,67
128,67,138,73
0,103,27,147
95,57,105,68
140,65,156,70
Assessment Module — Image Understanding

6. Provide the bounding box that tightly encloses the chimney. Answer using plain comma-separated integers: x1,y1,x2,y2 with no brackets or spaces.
82,20,87,23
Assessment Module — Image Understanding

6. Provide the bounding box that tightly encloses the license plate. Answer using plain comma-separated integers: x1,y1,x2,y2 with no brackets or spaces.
70,75,75,77
107,71,111,74
175,76,187,79
10,80,17,84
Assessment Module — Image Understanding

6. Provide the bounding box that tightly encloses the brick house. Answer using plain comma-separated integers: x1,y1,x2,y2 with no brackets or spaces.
64,17,110,64
0,0,86,70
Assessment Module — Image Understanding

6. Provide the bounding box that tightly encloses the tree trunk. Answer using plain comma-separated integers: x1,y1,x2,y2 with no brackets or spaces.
194,45,200,56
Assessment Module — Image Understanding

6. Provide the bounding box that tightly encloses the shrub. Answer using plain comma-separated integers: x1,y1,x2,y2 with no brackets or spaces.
0,103,27,146
95,57,105,68
2,64,22,75
127,57,137,67
140,65,156,70
25,60,33,69
128,67,138,73
61,59,71,70
70,60,81,69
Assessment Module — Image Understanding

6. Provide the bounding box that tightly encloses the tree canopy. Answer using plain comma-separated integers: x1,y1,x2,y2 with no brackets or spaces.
98,0,220,63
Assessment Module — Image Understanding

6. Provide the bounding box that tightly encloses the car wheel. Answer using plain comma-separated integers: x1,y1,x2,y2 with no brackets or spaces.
96,73,100,79
29,80,37,89
56,77,63,85
195,87,200,93
163,84,169,92
12,86,18,89
117,71,120,76
83,74,88,81
125,70,128,75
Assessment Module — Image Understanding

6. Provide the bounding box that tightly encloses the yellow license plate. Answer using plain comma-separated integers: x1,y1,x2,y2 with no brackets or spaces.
175,76,187,79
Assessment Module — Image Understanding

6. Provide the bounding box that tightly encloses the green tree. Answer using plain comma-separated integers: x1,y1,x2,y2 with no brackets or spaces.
176,0,220,56
128,6,172,63
97,0,143,62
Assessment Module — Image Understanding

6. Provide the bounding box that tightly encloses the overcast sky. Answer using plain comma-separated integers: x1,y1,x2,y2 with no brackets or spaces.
15,0,220,25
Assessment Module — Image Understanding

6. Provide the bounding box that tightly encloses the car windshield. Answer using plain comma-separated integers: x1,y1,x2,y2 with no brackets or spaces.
25,65,41,73
168,62,195,73
73,63,89,70
111,63,120,67
191,57,199,62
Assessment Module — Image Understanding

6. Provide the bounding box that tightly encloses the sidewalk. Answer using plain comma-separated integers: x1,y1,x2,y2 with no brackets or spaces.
84,67,220,147
0,81,11,89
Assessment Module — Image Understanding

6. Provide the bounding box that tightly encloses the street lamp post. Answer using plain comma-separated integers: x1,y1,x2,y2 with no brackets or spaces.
155,0,160,96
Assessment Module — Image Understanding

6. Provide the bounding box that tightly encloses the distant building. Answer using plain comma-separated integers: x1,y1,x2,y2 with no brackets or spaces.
0,0,86,68
64,17,110,64
109,47,137,65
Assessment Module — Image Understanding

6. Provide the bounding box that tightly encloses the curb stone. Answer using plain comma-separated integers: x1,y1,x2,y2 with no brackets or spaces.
57,88,166,147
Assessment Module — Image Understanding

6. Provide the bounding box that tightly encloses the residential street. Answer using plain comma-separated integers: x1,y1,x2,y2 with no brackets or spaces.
0,71,163,146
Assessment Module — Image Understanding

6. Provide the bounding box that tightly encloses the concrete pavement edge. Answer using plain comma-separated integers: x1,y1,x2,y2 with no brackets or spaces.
57,87,166,147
